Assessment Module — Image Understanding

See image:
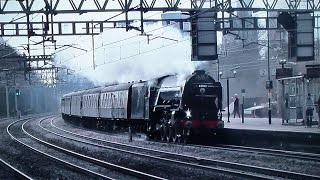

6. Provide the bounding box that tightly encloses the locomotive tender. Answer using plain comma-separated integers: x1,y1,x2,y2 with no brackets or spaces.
61,70,224,142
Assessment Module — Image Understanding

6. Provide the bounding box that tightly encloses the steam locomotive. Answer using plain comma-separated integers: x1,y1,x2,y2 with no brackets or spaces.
61,70,224,142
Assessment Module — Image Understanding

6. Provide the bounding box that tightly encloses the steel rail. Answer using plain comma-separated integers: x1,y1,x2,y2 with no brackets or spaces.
0,157,32,180
191,144,320,162
41,117,271,179
0,151,33,180
48,117,320,180
0,116,47,180
23,118,166,180
6,118,114,180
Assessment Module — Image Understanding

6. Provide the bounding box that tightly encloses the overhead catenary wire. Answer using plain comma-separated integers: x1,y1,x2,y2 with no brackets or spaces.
73,27,281,71
0,0,292,86
58,21,186,64
60,19,273,66
58,0,244,64
53,0,284,77
75,31,281,73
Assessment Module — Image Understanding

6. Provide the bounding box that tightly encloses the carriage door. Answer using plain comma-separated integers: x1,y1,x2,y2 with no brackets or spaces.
131,83,149,120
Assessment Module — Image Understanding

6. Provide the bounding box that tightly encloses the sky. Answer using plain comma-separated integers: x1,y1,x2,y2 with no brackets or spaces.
0,0,312,85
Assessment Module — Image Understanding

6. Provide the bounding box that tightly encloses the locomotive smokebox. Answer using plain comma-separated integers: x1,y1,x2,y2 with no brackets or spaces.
193,70,206,75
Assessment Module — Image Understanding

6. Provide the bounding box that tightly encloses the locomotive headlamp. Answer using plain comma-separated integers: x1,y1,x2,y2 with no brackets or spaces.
186,109,192,118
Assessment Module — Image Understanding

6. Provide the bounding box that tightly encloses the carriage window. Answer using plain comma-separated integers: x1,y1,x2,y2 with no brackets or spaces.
86,96,89,108
92,96,94,108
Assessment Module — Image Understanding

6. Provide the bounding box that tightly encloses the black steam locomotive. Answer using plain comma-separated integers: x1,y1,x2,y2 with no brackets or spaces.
61,70,224,142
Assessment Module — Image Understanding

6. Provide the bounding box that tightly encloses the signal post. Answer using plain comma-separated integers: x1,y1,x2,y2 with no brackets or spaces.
15,89,21,119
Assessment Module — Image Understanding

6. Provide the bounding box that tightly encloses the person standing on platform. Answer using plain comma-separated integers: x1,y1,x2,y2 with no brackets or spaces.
317,96,320,128
305,93,314,127
284,93,289,122
233,94,240,118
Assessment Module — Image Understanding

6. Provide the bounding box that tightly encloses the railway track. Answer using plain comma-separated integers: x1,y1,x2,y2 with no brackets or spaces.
0,155,32,180
7,117,113,179
191,144,320,162
0,115,46,180
44,116,320,180
66,117,320,163
8,117,164,180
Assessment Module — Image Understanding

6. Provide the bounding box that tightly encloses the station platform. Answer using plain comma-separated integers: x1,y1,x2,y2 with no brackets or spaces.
224,117,320,134
220,117,320,153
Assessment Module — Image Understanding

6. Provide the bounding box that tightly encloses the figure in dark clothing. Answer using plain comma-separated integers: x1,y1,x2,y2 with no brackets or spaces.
233,94,240,118
284,93,289,122
305,93,314,127
317,96,320,128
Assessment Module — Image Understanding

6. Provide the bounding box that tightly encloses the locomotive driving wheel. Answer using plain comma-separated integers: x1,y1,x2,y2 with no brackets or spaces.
171,126,178,143
182,129,190,144
160,123,167,141
176,129,183,143
166,124,172,142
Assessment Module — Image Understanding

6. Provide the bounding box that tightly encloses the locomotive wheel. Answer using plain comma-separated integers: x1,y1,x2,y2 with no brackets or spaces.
145,133,150,140
171,126,178,143
182,129,190,144
166,125,172,142
177,130,182,143
160,124,167,141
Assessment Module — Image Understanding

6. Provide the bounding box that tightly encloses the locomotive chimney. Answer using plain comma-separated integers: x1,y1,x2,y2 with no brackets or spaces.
193,70,206,75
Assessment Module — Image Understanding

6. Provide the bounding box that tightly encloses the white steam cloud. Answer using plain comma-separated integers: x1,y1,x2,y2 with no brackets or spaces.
55,22,203,86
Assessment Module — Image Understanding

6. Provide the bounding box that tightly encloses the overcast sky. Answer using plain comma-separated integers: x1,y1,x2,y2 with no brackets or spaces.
0,0,310,85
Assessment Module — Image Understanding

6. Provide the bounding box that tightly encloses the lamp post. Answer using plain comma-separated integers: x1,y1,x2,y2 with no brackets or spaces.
241,89,246,123
220,66,240,123
279,59,287,69
1,69,10,117
279,59,287,124
15,88,19,118
267,10,272,125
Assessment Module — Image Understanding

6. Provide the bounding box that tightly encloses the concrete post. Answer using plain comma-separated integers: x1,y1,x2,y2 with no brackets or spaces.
5,86,9,118
303,79,307,126
242,97,244,123
227,78,230,123
281,80,285,124
30,87,33,111
15,91,18,119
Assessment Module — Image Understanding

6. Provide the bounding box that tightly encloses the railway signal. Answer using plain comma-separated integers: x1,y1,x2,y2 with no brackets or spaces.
15,89,20,96
277,12,314,61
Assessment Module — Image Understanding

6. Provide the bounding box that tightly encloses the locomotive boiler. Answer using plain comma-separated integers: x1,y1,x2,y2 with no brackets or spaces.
61,70,224,143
